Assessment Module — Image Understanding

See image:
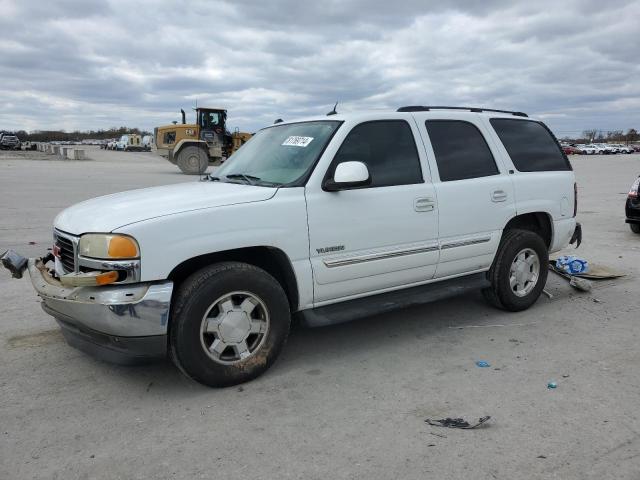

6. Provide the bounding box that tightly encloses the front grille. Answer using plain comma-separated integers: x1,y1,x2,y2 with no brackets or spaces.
54,231,76,273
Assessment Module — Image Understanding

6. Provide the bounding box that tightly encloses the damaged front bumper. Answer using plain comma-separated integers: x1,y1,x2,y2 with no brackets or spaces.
2,251,172,364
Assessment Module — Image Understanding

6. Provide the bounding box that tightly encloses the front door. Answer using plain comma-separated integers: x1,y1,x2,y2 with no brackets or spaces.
305,119,440,304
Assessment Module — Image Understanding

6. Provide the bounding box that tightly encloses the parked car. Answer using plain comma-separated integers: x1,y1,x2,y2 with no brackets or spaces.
1,106,581,387
576,144,598,155
626,176,640,234
561,144,580,155
611,144,633,154
593,143,617,154
0,134,21,150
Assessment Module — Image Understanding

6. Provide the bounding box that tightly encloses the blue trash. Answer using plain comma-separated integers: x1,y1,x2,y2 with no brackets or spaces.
547,381,557,389
555,256,589,275
476,361,490,368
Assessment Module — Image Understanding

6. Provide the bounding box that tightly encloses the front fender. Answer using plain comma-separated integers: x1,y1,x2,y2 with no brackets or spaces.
174,139,208,156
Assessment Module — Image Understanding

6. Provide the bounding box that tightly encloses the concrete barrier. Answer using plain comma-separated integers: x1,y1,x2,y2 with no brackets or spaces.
61,147,69,158
72,149,86,160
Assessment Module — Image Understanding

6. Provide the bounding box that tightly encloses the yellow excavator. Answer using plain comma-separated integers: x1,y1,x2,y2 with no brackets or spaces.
154,107,252,174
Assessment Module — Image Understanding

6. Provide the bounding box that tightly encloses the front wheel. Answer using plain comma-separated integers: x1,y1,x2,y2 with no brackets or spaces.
482,229,549,311
630,223,640,234
177,146,208,174
170,262,291,387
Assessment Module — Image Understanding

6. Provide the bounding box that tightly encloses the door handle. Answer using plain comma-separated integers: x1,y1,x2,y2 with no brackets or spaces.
414,197,436,212
491,190,507,202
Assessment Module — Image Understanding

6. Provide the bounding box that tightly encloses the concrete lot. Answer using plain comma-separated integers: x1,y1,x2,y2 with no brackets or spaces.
1,148,639,480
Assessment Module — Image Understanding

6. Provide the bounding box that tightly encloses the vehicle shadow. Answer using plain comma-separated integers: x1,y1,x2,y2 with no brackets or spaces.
100,288,537,395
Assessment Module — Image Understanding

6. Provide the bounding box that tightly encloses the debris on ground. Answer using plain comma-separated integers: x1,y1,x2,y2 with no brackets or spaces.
476,360,490,368
555,255,589,274
547,381,558,389
569,276,593,292
549,259,624,280
542,289,554,299
425,416,491,429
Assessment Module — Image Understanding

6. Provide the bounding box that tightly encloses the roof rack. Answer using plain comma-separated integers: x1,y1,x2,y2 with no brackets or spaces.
396,106,528,117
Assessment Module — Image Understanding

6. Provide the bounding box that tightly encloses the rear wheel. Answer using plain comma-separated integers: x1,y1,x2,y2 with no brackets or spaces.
482,229,548,311
170,262,291,387
630,223,640,234
177,146,208,174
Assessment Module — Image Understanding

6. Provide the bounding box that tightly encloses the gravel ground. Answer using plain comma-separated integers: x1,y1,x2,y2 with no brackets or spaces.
1,148,639,480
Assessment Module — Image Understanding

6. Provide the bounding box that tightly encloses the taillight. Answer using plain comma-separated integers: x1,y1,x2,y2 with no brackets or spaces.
629,178,640,198
573,182,578,217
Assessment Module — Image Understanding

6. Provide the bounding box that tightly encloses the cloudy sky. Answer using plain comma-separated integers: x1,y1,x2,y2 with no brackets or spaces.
0,0,638,137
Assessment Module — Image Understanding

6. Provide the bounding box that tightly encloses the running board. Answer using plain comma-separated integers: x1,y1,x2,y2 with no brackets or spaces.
298,273,490,328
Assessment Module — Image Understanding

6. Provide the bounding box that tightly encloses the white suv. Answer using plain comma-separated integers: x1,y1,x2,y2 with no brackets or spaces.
2,106,581,387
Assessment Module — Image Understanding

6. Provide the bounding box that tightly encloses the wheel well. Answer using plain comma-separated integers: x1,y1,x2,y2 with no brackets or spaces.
503,212,552,248
175,141,207,156
168,247,300,311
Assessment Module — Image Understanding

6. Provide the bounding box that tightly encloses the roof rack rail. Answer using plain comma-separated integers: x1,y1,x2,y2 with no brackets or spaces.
396,106,528,117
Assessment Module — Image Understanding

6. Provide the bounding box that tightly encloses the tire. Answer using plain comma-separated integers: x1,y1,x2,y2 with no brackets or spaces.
482,229,549,312
630,223,640,234
169,262,291,387
177,146,208,174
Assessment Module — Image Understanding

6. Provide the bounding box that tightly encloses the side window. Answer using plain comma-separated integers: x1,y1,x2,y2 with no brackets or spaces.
490,119,571,172
163,131,176,144
331,120,423,188
425,120,499,182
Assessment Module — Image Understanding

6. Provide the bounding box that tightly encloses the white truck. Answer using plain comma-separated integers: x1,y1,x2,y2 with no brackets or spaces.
1,106,582,387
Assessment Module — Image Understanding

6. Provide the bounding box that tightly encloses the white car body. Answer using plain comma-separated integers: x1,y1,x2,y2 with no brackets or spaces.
53,110,577,310
9,107,581,377
577,144,598,154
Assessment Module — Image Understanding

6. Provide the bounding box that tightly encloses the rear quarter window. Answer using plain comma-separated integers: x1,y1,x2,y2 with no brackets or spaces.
490,119,571,172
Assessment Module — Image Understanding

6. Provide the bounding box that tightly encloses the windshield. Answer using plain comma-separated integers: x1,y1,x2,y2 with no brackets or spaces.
216,120,341,186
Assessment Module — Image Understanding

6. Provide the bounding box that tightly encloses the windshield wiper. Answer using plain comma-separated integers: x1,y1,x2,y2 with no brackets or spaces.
225,173,261,185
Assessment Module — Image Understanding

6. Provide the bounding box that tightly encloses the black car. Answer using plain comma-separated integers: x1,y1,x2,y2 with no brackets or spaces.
0,134,21,150
626,176,640,234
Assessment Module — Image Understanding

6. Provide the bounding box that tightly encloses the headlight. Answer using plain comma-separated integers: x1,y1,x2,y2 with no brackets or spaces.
78,234,139,259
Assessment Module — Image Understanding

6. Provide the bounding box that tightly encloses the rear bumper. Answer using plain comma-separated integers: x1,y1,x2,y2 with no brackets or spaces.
625,198,640,224
550,218,580,253
28,258,172,364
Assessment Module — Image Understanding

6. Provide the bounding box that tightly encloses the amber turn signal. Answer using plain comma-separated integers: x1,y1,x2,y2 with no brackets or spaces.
60,270,119,287
107,236,139,258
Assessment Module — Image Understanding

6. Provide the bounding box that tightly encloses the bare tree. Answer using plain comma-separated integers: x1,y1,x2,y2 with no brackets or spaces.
582,129,597,142
626,128,639,144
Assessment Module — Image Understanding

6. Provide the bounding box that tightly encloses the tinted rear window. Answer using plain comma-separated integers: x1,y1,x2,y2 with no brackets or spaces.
490,119,571,172
426,120,499,182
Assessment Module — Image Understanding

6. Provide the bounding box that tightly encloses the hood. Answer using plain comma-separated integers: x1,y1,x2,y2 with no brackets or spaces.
54,181,277,234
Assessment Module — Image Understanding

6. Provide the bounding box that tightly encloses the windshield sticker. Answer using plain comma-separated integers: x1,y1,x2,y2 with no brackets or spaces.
282,136,314,147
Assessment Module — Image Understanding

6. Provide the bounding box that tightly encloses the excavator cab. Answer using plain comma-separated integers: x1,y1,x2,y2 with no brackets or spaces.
197,108,227,137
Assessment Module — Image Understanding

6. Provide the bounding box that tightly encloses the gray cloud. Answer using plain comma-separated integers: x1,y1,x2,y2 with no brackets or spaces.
0,0,638,136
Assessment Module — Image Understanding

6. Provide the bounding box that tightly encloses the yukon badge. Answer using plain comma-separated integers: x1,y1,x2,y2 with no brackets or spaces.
316,245,345,255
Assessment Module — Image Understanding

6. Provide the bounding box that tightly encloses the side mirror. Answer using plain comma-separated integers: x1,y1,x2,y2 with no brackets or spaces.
323,161,371,191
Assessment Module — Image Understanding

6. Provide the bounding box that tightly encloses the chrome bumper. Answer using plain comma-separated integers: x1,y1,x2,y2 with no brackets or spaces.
28,259,173,337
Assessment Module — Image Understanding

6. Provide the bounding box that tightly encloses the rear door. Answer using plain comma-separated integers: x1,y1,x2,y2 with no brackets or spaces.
484,118,575,250
415,114,517,278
